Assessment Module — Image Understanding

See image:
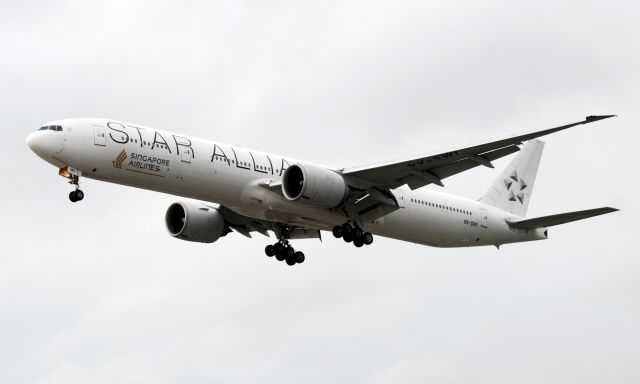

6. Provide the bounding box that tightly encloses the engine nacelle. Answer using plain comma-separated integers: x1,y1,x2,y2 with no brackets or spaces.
165,202,226,243
282,163,348,208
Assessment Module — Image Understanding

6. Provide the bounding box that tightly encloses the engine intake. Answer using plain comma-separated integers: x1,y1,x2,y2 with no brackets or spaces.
165,202,226,243
282,163,348,208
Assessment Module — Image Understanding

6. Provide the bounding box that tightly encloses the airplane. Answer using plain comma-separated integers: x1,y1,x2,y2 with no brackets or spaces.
26,115,618,266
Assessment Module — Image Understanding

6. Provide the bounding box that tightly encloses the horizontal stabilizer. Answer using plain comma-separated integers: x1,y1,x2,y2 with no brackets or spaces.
507,207,618,230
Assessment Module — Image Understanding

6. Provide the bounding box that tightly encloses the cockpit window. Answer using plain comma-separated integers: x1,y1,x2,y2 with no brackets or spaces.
39,125,63,132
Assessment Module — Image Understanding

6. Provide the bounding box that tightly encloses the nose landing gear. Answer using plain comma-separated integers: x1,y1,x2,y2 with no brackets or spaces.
332,223,374,248
59,166,85,203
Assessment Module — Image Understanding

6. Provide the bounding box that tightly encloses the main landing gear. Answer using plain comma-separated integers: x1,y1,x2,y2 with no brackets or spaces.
332,223,374,248
265,240,305,266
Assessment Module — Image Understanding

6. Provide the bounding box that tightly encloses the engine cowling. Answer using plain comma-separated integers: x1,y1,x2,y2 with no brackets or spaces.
165,202,226,243
282,163,348,208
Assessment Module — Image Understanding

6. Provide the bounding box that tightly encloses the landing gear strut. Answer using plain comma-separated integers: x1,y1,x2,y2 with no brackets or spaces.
264,226,305,266
332,223,373,248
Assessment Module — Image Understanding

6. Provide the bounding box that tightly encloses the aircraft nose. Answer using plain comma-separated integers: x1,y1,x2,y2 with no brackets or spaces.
26,131,45,155
26,130,62,165
27,124,67,168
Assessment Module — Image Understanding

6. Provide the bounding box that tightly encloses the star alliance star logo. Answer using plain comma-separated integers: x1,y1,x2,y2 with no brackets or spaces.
503,170,527,204
112,149,127,169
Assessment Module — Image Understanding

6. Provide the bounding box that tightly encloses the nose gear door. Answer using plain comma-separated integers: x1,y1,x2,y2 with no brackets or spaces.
93,125,106,146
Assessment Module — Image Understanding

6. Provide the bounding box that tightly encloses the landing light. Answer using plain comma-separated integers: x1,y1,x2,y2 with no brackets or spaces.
59,166,82,180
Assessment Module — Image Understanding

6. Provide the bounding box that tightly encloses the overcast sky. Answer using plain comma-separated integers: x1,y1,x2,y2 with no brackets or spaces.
1,0,638,383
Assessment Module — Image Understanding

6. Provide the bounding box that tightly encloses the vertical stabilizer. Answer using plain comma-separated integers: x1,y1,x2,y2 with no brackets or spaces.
479,140,544,217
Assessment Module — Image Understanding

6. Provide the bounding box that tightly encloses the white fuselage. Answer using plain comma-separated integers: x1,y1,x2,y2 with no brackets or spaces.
27,118,546,248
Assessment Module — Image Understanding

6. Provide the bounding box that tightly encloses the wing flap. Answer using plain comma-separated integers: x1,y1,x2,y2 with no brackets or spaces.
404,144,522,190
507,207,618,230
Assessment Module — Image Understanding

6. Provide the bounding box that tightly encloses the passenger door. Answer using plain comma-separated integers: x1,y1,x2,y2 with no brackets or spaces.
93,125,106,146
479,207,488,229
392,190,406,208
180,147,192,163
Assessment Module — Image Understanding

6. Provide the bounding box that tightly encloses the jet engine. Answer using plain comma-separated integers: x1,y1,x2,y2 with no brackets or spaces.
165,202,226,243
282,163,348,208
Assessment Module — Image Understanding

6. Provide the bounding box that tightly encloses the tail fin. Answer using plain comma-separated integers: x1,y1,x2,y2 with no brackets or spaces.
479,140,544,217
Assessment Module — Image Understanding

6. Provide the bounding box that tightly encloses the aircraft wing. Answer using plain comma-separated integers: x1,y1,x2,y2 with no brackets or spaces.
342,115,615,191
217,205,322,240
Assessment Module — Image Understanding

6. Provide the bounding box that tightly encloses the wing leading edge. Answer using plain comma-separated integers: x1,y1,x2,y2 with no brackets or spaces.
342,115,616,191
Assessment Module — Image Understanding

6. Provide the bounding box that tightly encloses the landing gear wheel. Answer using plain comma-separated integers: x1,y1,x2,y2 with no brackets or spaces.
285,257,296,266
363,232,373,245
69,191,78,202
75,189,84,201
353,237,364,247
294,251,305,264
274,243,287,261
265,245,275,257
354,228,363,238
342,223,353,235
343,232,354,243
332,225,343,238
286,246,295,258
